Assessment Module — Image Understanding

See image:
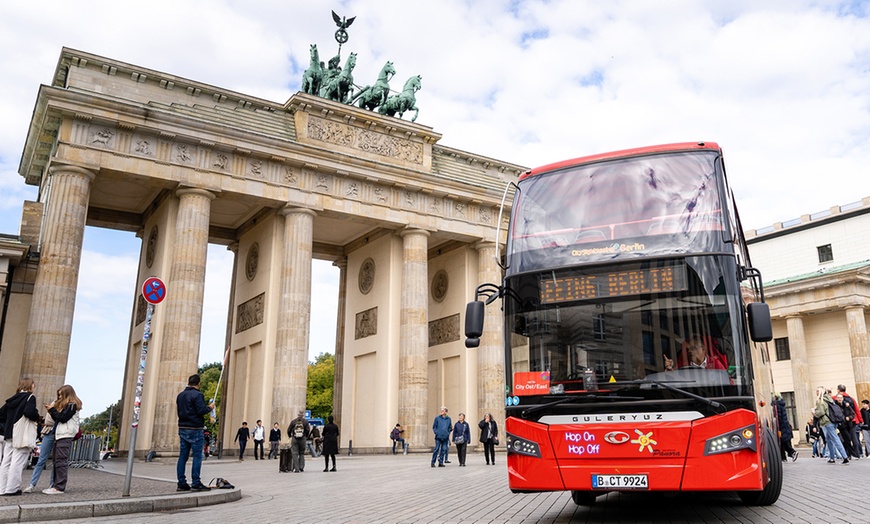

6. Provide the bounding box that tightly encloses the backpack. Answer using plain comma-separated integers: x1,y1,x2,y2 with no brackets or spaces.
293,420,305,439
827,401,845,424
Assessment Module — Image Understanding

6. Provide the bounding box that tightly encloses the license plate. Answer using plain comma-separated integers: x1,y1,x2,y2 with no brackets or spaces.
592,474,648,490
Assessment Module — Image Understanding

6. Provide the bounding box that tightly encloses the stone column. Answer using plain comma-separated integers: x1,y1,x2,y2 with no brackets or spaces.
398,228,429,449
786,315,812,443
152,187,215,451
846,306,870,403
476,241,505,438
272,207,316,426
22,165,95,407
332,257,347,429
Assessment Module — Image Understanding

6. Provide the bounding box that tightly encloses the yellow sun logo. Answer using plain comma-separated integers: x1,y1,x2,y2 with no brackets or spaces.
631,429,657,453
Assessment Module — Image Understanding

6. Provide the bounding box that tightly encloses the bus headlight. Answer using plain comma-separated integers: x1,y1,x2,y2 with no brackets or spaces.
506,433,542,458
704,425,757,455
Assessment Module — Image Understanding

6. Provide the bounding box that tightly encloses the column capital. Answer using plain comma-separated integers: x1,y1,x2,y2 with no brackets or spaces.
332,256,348,270
227,242,240,254
48,164,96,182
175,187,216,201
845,305,866,313
280,205,317,218
473,240,499,251
399,227,430,239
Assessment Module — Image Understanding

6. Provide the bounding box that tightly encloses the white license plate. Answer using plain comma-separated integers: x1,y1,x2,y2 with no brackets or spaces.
592,474,648,490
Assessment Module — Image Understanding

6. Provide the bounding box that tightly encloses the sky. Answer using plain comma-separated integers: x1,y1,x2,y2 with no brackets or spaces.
1,1,869,417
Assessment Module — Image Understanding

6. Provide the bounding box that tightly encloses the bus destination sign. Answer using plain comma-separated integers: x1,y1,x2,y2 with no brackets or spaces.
540,265,688,304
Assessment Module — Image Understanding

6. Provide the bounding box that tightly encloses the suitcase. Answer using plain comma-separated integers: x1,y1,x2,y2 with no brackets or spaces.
279,447,292,472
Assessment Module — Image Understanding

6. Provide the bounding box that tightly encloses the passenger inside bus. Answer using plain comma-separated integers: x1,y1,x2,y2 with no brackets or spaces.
663,336,727,371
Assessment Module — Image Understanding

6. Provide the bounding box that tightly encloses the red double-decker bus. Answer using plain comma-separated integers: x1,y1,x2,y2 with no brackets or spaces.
465,142,781,506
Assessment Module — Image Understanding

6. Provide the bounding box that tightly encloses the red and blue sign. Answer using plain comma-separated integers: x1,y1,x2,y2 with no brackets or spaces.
142,277,167,305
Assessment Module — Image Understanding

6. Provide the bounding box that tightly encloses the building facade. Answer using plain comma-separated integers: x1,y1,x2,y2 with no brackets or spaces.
745,197,870,443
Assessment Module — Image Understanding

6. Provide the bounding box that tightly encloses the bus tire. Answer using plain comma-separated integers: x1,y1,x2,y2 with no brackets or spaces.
571,490,598,506
737,427,782,506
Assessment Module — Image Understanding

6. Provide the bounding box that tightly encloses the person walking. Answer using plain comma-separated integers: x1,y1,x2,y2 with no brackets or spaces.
861,400,870,457
234,422,250,461
252,420,266,460
806,416,822,457
288,412,310,472
452,413,471,466
23,412,55,493
41,385,82,495
479,412,499,466
321,415,340,472
814,386,849,464
175,374,213,492
431,406,452,468
268,422,281,459
0,378,40,496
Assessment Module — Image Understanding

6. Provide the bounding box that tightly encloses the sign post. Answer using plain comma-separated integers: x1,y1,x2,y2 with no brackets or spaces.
123,277,166,497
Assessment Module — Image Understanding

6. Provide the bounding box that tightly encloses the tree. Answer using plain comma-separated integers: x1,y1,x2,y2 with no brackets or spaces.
80,400,121,450
307,353,334,418
198,362,222,438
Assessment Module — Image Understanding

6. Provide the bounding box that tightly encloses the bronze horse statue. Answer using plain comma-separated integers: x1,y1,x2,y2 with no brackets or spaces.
352,61,396,111
379,75,422,122
300,44,323,95
319,52,357,104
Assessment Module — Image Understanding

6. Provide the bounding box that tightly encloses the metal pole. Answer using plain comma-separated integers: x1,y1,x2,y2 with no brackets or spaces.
123,302,153,497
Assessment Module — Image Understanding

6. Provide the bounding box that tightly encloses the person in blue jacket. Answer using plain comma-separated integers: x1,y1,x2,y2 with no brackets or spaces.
431,406,452,468
452,413,471,466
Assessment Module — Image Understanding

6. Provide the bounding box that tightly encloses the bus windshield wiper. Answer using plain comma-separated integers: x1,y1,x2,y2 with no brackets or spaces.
520,394,645,417
643,380,726,413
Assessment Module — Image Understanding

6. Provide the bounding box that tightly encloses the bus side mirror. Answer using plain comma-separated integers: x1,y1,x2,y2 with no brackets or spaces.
465,301,485,348
747,302,773,342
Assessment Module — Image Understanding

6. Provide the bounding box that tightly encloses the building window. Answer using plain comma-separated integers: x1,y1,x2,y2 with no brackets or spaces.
642,331,655,366
774,337,790,361
817,244,833,263
782,392,797,430
593,314,606,341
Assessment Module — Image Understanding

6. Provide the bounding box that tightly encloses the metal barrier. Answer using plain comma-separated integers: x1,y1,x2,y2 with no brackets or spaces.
70,434,103,469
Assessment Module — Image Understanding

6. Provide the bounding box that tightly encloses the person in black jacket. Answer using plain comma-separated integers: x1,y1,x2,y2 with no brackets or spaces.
234,422,250,461
268,422,281,459
0,378,40,496
479,412,499,466
43,384,82,494
176,374,214,492
774,394,797,462
321,415,340,472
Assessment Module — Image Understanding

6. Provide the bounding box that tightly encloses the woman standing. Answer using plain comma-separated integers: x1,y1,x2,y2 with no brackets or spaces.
24,412,55,492
0,378,40,496
452,413,471,466
43,385,82,495
321,415,340,472
478,412,499,466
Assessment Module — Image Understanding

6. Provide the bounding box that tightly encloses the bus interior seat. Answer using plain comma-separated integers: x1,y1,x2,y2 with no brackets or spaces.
574,229,608,243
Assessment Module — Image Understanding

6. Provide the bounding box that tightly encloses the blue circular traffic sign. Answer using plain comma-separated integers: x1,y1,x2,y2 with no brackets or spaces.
142,277,167,304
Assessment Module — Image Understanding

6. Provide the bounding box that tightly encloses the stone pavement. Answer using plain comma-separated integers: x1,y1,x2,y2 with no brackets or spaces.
5,449,870,523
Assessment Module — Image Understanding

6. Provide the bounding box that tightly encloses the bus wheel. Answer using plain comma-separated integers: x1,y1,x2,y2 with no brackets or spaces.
737,427,782,506
571,491,598,506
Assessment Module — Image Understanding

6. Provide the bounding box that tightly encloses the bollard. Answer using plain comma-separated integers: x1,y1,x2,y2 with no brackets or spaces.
404,443,409,455
348,439,353,456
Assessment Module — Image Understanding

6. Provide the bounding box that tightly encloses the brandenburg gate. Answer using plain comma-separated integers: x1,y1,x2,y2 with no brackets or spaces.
3,48,523,455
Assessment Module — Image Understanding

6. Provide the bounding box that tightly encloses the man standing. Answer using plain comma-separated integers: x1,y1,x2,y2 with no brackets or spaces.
861,400,870,457
431,406,452,468
252,420,266,460
234,422,250,461
288,412,310,472
390,424,405,455
838,384,864,458
176,374,214,492
268,422,281,460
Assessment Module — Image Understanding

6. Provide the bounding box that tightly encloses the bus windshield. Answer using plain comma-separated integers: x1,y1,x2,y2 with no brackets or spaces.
505,256,752,400
509,151,730,274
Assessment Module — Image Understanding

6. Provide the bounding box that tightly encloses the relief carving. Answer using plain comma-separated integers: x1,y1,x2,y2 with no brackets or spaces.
315,174,330,191
429,314,460,347
285,166,298,184
431,269,448,302
346,182,359,197
91,128,114,148
373,187,387,203
175,144,193,163
145,225,158,268
404,191,415,207
245,243,259,281
235,292,265,333
480,206,492,224
430,198,441,214
454,203,466,217
307,116,423,164
135,139,152,156
250,160,263,178
358,258,375,294
214,153,229,170
355,307,378,340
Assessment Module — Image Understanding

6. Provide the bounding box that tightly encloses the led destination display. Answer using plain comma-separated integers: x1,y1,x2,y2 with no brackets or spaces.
540,265,687,304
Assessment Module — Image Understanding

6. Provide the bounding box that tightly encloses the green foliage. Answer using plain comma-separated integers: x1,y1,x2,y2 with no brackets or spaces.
307,353,334,419
80,400,121,449
198,362,223,437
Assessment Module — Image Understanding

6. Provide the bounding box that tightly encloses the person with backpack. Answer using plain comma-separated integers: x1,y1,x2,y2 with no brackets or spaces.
837,385,864,458
390,424,405,455
813,386,849,464
288,412,309,472
835,394,859,459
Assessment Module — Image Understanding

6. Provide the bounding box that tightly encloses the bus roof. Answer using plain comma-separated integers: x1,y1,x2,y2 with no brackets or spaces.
520,142,721,180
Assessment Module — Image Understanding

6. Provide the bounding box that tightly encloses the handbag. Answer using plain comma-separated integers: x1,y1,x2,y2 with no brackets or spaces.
12,416,38,449
455,435,466,444
493,436,499,446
